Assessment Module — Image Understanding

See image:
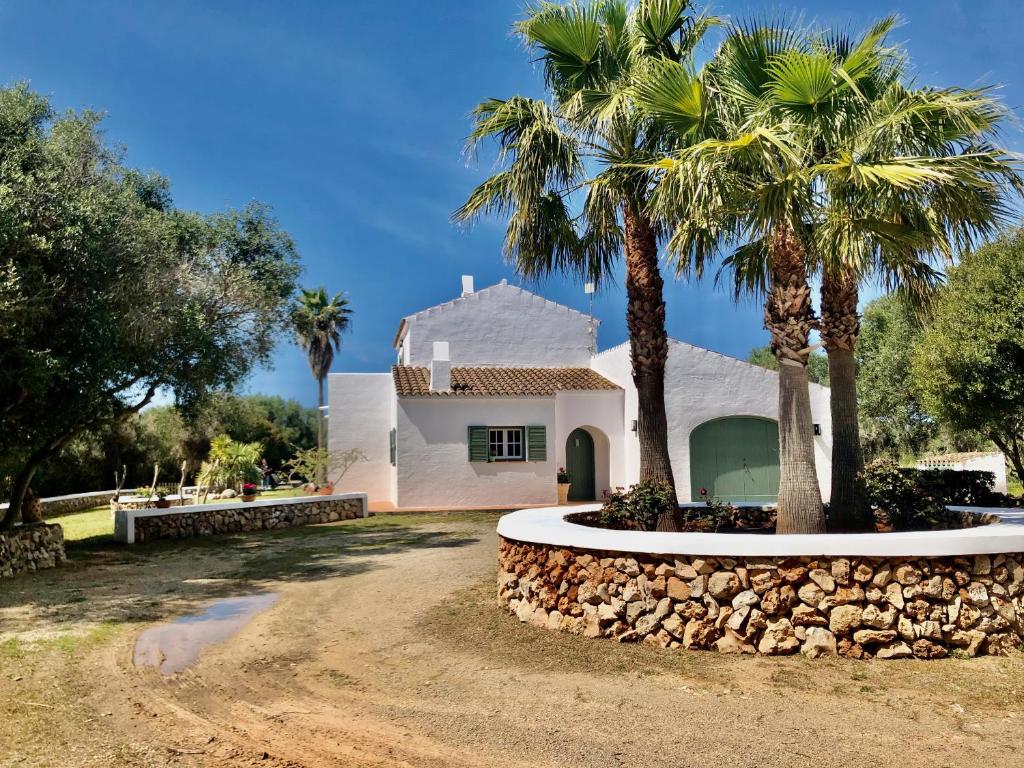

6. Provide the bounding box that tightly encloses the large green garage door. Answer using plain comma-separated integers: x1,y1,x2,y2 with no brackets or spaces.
689,417,780,502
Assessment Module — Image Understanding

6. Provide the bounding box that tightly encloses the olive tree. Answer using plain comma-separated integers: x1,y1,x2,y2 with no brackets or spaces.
0,84,300,528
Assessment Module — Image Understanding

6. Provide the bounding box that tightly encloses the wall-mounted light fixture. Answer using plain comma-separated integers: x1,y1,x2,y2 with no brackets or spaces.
813,423,822,436
631,419,638,433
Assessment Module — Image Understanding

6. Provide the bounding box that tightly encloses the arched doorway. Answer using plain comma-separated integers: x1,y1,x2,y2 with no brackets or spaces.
689,417,780,502
565,428,595,501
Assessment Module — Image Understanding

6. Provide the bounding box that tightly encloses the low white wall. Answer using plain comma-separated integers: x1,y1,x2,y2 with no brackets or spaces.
327,373,395,503
114,493,369,544
917,453,1008,495
592,340,833,502
396,397,557,507
1,488,139,517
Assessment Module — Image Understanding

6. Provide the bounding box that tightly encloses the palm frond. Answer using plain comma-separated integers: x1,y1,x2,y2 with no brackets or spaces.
631,58,705,136
517,2,607,95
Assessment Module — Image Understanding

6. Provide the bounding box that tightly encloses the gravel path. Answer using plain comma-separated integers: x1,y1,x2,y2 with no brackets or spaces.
4,513,1024,766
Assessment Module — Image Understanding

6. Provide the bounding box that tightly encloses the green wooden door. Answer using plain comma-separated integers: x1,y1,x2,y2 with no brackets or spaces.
689,417,780,502
565,428,595,501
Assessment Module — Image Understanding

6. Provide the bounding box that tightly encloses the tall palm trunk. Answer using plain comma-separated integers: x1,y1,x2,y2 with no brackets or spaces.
623,203,676,497
820,271,872,531
317,375,326,485
765,225,824,534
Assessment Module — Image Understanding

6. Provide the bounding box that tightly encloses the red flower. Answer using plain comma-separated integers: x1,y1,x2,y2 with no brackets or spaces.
699,487,708,497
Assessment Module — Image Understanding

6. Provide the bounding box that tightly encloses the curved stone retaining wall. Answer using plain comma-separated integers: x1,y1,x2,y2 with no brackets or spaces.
498,537,1024,659
1,524,66,579
115,493,368,544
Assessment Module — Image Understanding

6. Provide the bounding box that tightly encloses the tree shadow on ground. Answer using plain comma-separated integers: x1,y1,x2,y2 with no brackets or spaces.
0,518,483,636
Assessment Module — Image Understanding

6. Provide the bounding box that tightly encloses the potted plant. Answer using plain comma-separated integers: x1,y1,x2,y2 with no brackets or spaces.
241,482,259,502
557,468,571,505
154,491,171,509
317,482,335,496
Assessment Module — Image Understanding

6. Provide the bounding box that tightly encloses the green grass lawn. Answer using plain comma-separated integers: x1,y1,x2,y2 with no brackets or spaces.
50,487,309,543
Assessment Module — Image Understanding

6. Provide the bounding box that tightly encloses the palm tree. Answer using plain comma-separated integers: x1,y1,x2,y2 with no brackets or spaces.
292,287,352,478
812,22,1021,529
635,24,832,532
636,19,1021,532
455,0,716,499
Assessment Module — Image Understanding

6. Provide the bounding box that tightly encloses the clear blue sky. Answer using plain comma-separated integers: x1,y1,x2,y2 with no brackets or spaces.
2,1,1021,407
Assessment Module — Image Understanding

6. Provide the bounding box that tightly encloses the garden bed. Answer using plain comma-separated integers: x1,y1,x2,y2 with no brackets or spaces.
497,504,1024,660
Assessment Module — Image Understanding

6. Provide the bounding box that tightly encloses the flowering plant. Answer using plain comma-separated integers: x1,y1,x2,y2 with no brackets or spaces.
242,482,259,496
556,467,570,484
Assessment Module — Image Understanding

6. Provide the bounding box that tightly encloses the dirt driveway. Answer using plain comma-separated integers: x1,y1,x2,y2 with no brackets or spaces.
2,512,1023,767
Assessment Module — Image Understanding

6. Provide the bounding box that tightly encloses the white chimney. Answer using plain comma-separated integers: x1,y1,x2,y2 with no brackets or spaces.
461,275,474,296
429,341,451,392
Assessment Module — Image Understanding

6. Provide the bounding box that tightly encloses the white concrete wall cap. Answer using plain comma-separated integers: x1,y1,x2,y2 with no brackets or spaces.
497,505,1024,558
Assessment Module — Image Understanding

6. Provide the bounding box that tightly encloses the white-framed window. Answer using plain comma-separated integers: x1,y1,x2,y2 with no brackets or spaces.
488,427,524,461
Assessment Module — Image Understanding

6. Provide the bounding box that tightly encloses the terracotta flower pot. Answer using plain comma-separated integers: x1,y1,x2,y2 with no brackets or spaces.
557,483,571,505
241,494,257,503
155,499,171,509
317,485,335,496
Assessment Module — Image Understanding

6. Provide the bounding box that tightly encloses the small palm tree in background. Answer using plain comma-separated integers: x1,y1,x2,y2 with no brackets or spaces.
455,0,717,500
292,287,352,479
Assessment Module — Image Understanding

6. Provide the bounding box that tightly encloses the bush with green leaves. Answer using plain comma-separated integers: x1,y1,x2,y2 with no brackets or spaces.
599,480,675,532
862,459,1000,531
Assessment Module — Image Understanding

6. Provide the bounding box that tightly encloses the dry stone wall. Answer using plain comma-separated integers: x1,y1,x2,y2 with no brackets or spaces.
0,524,66,579
498,536,1024,659
132,497,366,543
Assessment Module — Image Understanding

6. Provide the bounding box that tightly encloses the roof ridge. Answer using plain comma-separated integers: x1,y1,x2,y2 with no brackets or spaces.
399,280,596,325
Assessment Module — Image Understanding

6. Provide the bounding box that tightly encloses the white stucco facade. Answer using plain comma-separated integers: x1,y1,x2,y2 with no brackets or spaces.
326,373,394,501
328,276,833,509
592,340,833,502
395,279,595,367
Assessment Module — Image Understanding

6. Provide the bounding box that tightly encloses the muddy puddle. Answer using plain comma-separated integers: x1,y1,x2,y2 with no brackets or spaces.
134,593,279,675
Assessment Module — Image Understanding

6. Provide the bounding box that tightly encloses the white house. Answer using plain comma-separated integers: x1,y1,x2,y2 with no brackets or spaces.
328,277,833,509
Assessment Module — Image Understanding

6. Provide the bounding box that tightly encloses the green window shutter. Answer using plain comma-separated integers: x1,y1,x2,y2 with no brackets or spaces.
468,426,489,462
389,428,396,466
527,425,547,462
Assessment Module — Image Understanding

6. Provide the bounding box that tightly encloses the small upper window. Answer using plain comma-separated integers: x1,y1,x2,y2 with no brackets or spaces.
489,427,524,461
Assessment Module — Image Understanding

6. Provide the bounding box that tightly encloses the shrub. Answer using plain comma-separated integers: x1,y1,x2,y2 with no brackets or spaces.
862,459,999,531
599,480,674,531
197,435,263,491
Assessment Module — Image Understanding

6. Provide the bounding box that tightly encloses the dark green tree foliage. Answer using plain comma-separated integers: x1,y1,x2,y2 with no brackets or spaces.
913,230,1024,482
0,84,300,528
747,346,830,386
854,294,936,459
23,395,317,497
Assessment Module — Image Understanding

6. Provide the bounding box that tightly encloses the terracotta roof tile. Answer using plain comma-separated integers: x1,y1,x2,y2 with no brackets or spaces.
392,366,620,398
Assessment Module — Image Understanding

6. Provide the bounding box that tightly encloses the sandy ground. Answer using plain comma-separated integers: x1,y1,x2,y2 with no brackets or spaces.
2,512,1024,767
